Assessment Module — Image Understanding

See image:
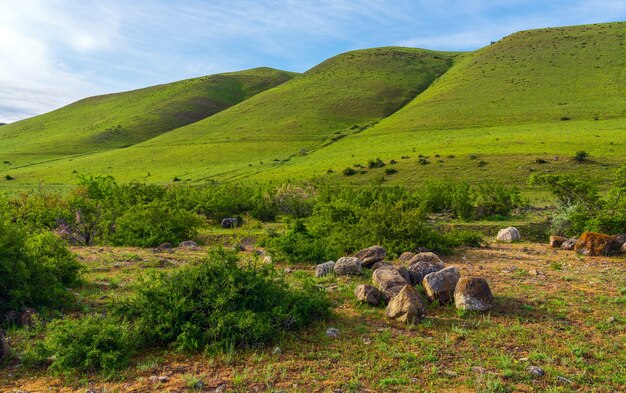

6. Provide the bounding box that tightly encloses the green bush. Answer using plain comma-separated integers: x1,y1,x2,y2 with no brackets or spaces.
120,248,330,352
264,220,335,263
32,315,136,374
109,201,203,247
0,221,82,315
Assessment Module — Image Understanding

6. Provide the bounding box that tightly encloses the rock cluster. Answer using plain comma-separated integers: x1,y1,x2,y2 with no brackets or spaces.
548,231,626,255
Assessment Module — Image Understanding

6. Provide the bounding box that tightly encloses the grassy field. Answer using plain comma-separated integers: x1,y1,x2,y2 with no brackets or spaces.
0,67,296,166
2,22,623,191
1,238,624,392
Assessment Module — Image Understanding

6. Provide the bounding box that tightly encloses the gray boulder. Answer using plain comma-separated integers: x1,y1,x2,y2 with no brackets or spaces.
615,233,626,248
496,227,521,242
454,277,494,311
408,252,443,265
372,266,409,300
423,266,461,304
398,252,415,263
354,246,386,267
178,240,197,248
354,284,383,306
408,260,445,286
334,257,362,276
371,260,392,270
221,217,239,228
561,237,578,250
385,285,426,324
314,261,335,278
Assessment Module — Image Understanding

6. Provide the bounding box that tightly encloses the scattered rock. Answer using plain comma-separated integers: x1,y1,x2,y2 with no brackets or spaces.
398,252,415,263
408,252,443,265
18,307,38,327
574,232,621,256
549,236,568,248
606,316,616,323
496,227,521,242
263,255,273,264
232,243,246,252
354,246,386,267
385,285,426,324
178,240,197,248
561,237,578,250
443,370,458,377
221,217,239,228
371,260,392,270
454,277,494,311
354,284,383,306
527,366,545,378
148,375,169,383
557,376,573,384
154,242,174,253
314,261,335,278
408,259,445,285
283,268,292,274
0,329,9,361
272,346,282,355
473,366,488,375
372,266,409,300
334,257,362,276
422,266,461,304
326,327,340,338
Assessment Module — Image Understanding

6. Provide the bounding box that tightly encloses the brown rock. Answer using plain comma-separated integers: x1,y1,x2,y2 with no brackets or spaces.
423,266,461,304
354,246,386,267
371,260,392,271
574,232,621,256
408,260,445,285
408,252,443,265
372,266,409,300
354,284,382,306
454,277,494,311
398,252,415,263
385,285,426,324
549,236,568,248
334,257,362,276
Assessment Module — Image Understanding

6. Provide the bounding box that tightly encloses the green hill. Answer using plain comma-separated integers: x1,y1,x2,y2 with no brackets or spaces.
2,22,625,189
0,67,296,165
7,47,458,184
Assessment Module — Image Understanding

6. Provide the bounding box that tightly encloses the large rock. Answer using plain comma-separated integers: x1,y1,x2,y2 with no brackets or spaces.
398,252,415,263
574,232,621,256
454,277,494,311
496,227,521,242
334,257,362,276
615,233,626,248
354,284,382,306
408,252,443,265
385,285,426,324
372,266,409,300
549,236,568,248
422,266,461,304
221,217,239,228
408,260,445,286
561,237,578,250
314,261,335,278
354,246,386,267
0,329,9,361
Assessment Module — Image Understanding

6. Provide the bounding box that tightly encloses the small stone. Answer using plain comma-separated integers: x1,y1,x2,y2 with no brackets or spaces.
263,255,273,264
354,284,382,306
362,337,372,345
334,257,362,276
527,365,545,377
557,376,573,384
149,375,169,383
283,268,292,274
326,327,340,338
443,370,458,377
607,316,616,323
473,366,488,374
272,346,282,355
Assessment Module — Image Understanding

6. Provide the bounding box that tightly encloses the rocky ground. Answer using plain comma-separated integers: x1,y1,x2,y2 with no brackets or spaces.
1,242,624,392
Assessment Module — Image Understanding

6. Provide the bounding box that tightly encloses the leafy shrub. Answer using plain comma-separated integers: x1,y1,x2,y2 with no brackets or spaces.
120,248,330,352
384,168,398,175
109,201,203,247
0,221,81,315
367,158,385,169
343,167,357,176
31,315,136,374
272,185,316,218
264,220,334,263
573,150,590,162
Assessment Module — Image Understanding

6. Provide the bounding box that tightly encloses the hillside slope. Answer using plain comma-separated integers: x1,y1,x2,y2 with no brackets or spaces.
0,67,296,164
9,47,458,184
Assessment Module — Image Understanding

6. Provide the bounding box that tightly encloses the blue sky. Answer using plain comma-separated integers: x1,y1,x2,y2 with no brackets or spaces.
1,0,625,123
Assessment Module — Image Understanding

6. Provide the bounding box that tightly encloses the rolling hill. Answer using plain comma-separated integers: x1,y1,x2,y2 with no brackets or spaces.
0,67,296,166
1,21,625,189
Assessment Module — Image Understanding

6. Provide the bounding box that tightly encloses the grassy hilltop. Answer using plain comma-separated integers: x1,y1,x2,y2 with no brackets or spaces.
0,67,295,165
1,22,625,189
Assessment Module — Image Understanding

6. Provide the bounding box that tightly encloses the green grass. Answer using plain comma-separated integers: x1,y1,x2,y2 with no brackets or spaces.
1,22,625,191
0,67,296,165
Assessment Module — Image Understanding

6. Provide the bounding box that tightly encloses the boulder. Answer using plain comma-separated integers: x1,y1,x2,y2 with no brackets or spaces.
408,260,445,286
561,237,578,250
398,252,415,263
18,307,38,327
371,261,392,270
314,261,335,278
423,266,461,304
178,240,197,248
0,329,9,361
615,233,626,248
155,242,173,253
385,285,426,324
372,266,409,300
622,242,626,254
221,217,239,228
354,246,386,267
408,252,443,265
454,277,494,311
496,227,521,242
334,257,362,276
354,284,383,306
548,236,568,248
574,232,621,256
